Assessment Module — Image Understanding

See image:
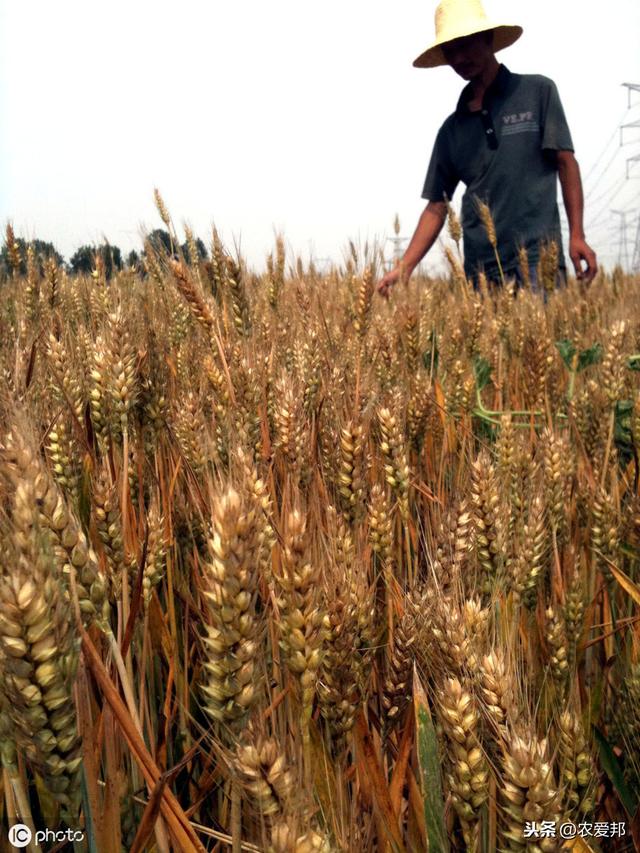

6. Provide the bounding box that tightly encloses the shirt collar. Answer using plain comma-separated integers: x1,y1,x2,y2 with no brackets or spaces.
455,64,512,115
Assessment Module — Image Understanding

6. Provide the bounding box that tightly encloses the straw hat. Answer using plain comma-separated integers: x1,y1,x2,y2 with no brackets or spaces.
413,0,522,68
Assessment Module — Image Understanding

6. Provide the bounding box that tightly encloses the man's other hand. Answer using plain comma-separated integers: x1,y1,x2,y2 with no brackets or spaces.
569,236,597,284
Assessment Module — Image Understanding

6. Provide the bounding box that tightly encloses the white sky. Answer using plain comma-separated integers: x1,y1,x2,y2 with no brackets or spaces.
1,0,640,273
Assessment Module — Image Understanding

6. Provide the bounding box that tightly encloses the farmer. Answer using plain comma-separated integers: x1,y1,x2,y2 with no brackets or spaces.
378,0,597,296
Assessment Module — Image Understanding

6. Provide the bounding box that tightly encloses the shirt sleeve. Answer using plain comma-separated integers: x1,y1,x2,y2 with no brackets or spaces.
421,124,459,201
540,78,574,152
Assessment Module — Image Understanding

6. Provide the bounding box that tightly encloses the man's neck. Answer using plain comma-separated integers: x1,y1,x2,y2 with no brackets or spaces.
468,57,500,105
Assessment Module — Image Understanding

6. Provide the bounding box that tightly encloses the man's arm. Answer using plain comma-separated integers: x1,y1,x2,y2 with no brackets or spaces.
377,201,447,296
556,150,597,283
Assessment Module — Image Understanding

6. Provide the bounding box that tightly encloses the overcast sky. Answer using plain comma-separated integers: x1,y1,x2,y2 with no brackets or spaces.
1,0,639,273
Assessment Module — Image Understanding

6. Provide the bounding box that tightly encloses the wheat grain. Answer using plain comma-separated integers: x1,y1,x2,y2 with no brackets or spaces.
200,486,262,732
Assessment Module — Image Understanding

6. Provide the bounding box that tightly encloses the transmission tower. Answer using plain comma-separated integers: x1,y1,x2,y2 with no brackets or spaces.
632,214,640,273
611,209,630,269
385,213,407,270
622,82,640,107
622,83,640,178
312,256,332,275
588,84,640,269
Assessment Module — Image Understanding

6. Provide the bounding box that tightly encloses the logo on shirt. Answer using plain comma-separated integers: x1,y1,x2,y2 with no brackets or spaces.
501,111,539,136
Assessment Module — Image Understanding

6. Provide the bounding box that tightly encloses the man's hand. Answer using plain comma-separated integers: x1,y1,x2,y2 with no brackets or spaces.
376,202,447,298
569,235,597,284
377,264,409,298
556,151,597,284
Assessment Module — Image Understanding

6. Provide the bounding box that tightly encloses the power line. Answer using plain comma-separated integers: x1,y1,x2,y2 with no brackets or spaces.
585,170,627,211
585,173,629,230
582,86,640,221
583,106,630,185
585,144,625,200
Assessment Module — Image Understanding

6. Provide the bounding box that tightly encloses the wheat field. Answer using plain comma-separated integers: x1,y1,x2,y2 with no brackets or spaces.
1,200,639,853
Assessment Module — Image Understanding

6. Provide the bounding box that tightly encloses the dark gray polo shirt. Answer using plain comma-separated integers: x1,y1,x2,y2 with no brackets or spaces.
422,64,573,279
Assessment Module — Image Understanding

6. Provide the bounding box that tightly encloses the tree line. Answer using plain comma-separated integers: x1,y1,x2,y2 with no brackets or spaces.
0,229,207,279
